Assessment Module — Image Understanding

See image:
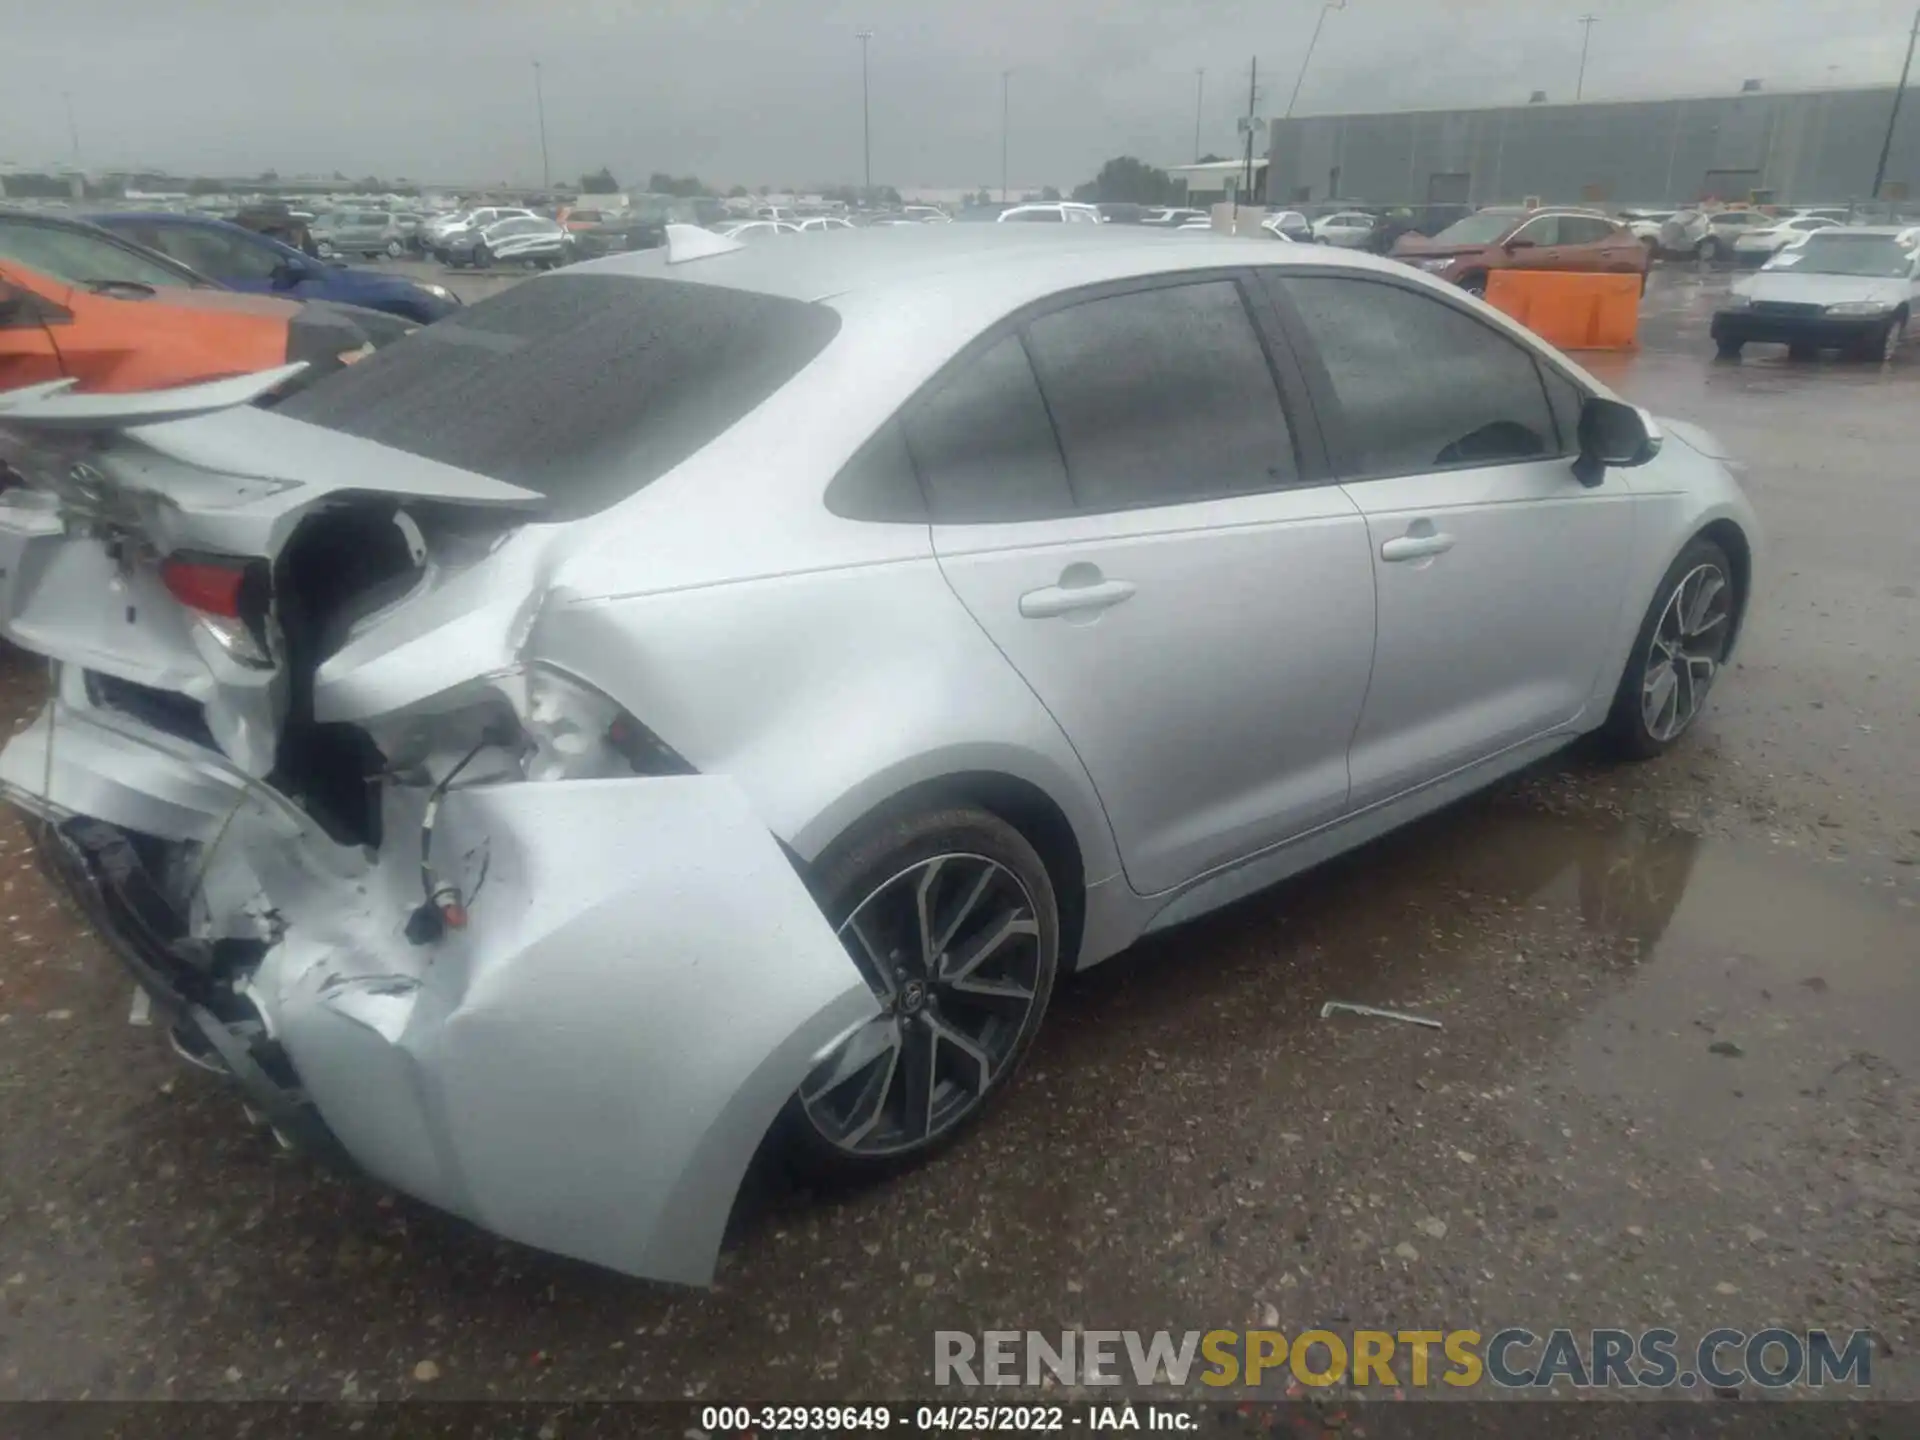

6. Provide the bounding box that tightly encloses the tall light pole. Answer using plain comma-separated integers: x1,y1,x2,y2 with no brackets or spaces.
63,91,80,167
1193,69,1206,161
1286,1,1347,120
1001,69,1013,203
1575,14,1599,101
857,30,874,201
532,60,551,192
1872,7,1920,199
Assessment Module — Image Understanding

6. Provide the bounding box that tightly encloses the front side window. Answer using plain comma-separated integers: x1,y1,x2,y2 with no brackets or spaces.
1273,274,1557,476
902,334,1073,522
1004,209,1062,223
0,218,199,289
152,224,283,281
1023,280,1298,510
1559,216,1616,244
1511,215,1562,246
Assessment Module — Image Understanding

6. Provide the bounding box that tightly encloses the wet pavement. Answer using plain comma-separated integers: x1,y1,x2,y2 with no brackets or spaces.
1,265,1916,1405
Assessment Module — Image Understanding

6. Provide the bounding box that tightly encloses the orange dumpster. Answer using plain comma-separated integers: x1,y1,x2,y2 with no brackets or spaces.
1483,270,1641,351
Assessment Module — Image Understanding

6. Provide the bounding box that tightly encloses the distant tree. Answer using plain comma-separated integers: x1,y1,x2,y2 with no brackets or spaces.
1197,152,1228,165
580,166,620,194
647,171,709,197
1074,156,1181,206
332,170,348,180
186,176,225,195
756,184,770,197
727,184,749,198
877,184,902,206
968,187,994,207
257,169,279,183
1040,184,1062,202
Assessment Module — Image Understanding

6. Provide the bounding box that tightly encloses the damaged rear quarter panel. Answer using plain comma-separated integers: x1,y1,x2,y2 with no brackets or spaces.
266,773,877,1285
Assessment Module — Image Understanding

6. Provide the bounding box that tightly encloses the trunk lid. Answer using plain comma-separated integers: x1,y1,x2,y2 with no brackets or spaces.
0,368,543,779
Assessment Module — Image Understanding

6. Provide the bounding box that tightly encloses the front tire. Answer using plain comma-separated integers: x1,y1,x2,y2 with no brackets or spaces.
778,805,1060,1182
1459,272,1489,299
1714,338,1744,360
1696,236,1721,263
385,237,404,258
316,240,335,259
472,242,491,268
1600,539,1737,760
1861,314,1906,362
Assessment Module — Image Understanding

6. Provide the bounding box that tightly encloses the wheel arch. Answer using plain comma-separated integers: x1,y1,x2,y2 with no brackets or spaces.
1695,517,1753,655
796,769,1091,972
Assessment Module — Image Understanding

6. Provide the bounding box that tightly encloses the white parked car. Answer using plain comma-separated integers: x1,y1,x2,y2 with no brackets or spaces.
902,206,952,224
716,219,802,243
797,216,857,233
1310,210,1380,247
1730,212,1846,265
0,223,1756,1287
1712,224,1920,362
997,203,1102,225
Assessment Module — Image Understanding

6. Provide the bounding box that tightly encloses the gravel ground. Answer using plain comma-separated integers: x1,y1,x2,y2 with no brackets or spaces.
0,264,1915,1409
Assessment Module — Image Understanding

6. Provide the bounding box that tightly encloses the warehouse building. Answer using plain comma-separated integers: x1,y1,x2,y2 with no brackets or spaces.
1263,84,1920,210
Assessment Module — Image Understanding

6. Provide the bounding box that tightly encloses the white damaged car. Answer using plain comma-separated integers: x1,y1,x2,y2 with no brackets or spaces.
0,224,1757,1285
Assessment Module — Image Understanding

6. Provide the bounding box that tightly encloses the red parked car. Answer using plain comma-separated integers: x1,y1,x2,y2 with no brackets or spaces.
1392,207,1651,297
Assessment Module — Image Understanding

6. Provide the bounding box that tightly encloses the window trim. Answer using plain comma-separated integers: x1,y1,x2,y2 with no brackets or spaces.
1260,266,1589,485
826,266,1336,524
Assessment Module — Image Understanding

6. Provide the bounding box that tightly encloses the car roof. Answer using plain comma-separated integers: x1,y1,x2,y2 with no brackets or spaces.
569,221,1428,307
1799,224,1919,239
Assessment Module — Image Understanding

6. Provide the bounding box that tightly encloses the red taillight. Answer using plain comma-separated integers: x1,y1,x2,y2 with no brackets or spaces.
160,556,247,618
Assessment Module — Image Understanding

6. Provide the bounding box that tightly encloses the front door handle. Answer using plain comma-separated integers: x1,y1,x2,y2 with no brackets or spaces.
1380,531,1456,562
1019,566,1137,619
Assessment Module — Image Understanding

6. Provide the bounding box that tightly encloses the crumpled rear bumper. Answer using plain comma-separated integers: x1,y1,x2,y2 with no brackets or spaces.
3,699,877,1286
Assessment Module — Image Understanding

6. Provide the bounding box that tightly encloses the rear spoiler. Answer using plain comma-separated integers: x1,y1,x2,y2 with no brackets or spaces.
0,365,309,431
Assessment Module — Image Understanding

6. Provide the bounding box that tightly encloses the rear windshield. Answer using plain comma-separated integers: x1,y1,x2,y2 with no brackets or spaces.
278,274,841,518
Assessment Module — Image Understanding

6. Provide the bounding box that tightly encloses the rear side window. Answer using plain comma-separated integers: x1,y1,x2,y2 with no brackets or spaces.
279,275,840,519
1023,280,1298,509
1511,215,1562,246
1560,216,1617,244
902,335,1073,522
1272,275,1557,476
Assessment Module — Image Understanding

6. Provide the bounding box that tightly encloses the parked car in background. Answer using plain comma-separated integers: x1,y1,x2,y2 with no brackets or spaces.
797,216,857,233
558,206,618,233
0,207,407,397
1730,212,1845,266
997,203,1102,224
715,219,802,243
313,210,416,260
1095,203,1148,225
1310,210,1380,247
90,213,459,324
1142,208,1208,227
902,206,952,223
1619,208,1677,250
1712,225,1920,362
1263,210,1314,242
567,214,667,261
753,205,798,223
444,215,575,269
1392,207,1649,296
424,207,539,258
0,224,1754,1289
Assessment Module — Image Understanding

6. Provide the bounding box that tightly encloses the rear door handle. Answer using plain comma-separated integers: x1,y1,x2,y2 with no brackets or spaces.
1380,532,1456,562
1019,574,1137,619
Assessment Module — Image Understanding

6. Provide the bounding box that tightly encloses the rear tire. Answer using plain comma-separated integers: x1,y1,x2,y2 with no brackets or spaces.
1460,272,1489,299
316,240,335,259
1787,341,1819,362
776,805,1060,1184
1600,538,1737,760
1697,236,1721,263
1714,338,1744,360
473,242,491,268
385,238,404,258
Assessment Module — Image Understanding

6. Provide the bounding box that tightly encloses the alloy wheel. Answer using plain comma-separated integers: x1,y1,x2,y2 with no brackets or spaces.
800,853,1044,1157
1640,563,1732,743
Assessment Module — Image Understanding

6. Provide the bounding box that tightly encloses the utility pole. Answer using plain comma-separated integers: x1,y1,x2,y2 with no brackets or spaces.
1236,57,1260,223
1001,69,1012,203
63,91,80,167
1193,69,1206,161
1286,1,1347,120
532,60,551,193
1575,14,1599,102
1872,7,1920,199
857,30,874,201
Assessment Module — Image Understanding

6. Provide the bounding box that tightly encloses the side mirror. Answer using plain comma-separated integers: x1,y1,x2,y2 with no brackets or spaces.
1573,397,1661,487
1505,236,1537,251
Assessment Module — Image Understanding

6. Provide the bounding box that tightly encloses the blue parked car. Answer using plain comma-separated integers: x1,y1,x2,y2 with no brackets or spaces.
88,213,460,325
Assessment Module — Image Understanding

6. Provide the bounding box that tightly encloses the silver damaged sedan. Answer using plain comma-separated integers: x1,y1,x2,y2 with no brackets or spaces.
0,224,1758,1285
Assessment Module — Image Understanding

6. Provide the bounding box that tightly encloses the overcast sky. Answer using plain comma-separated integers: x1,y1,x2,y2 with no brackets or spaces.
5,0,1917,190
